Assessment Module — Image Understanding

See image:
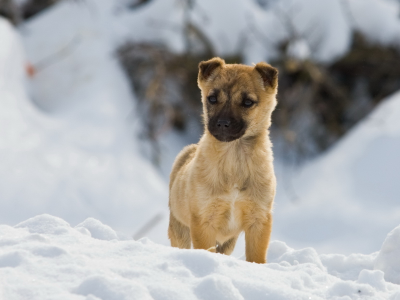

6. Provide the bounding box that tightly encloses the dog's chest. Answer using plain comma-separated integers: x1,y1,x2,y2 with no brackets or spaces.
227,184,242,205
215,184,244,235
226,185,241,228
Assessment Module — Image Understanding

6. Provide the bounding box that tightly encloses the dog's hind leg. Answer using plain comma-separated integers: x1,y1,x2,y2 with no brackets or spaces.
168,212,191,249
216,235,238,255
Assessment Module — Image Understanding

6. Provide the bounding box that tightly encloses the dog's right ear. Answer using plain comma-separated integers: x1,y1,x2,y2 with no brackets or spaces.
198,57,225,82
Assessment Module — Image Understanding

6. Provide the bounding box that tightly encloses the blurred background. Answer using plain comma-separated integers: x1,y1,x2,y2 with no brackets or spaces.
1,0,400,256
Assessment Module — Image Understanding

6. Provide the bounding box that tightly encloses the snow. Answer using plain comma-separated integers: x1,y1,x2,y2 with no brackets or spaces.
278,0,351,63
273,90,400,255
189,0,400,64
349,0,400,47
0,18,25,91
375,225,400,284
0,10,168,241
0,214,400,299
74,218,118,241
287,38,311,60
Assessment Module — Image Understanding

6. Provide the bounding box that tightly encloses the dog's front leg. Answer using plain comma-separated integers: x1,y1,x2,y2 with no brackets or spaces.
190,213,217,252
245,212,272,263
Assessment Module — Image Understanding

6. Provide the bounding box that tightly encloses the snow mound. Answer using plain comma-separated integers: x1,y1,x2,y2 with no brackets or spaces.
271,243,324,270
15,214,71,235
0,7,168,241
0,215,400,299
275,90,400,254
75,218,118,241
375,225,400,284
320,252,376,281
358,270,387,292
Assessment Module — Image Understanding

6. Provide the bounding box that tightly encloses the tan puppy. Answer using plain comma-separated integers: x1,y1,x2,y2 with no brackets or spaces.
168,57,278,263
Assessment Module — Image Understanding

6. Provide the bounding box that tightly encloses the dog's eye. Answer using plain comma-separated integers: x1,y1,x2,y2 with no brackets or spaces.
208,96,217,104
243,99,254,108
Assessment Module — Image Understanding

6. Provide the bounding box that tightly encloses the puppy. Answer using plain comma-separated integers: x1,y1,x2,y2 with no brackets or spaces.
168,57,278,263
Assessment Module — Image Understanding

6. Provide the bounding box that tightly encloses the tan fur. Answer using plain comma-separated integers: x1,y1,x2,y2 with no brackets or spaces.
168,57,278,263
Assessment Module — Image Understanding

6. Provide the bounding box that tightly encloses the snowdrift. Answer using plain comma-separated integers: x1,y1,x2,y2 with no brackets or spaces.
0,9,168,241
274,90,400,255
0,214,399,300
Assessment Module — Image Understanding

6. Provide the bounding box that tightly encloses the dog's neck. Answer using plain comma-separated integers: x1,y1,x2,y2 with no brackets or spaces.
201,130,271,155
196,131,273,186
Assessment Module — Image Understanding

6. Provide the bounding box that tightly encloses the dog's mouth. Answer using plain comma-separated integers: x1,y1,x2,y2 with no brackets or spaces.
207,119,247,142
212,133,244,142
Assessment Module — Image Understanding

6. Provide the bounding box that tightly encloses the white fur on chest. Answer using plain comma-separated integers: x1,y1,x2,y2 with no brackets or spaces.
219,185,243,239
228,189,241,231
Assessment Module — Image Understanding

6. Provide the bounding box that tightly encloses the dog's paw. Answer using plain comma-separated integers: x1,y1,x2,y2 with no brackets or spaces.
206,246,216,253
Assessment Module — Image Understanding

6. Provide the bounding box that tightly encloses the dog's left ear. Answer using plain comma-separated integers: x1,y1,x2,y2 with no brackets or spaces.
198,57,225,82
254,62,278,89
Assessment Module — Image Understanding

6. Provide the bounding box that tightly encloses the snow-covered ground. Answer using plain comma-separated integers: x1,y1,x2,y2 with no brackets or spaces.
1,214,400,300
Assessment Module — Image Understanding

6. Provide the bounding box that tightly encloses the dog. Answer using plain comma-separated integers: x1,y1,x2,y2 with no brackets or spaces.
168,57,278,263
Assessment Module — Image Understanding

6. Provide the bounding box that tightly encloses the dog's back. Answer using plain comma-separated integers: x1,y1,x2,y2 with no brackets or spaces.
169,144,197,190
168,144,197,249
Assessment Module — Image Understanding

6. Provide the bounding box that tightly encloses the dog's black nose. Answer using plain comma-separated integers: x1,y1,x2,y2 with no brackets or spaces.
217,119,231,128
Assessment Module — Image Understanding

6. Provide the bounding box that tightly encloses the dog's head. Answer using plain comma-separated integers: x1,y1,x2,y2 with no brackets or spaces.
197,57,278,143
